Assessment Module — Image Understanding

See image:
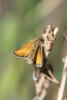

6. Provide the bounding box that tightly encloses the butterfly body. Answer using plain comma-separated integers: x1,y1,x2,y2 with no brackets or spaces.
14,25,59,67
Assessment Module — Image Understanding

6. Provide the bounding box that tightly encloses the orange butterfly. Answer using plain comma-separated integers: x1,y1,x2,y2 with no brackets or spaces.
14,25,59,67
14,38,44,67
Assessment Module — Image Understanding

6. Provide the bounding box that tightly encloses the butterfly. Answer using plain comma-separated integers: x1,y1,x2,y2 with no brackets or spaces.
14,25,59,68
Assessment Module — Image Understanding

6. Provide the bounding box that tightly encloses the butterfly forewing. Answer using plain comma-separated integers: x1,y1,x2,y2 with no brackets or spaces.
14,38,41,65
14,38,37,57
15,47,32,57
27,38,40,64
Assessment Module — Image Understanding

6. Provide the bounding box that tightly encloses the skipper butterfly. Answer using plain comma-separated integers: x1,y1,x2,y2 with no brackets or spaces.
14,25,59,67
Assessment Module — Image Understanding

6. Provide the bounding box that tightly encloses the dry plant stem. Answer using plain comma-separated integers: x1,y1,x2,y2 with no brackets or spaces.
57,56,67,100
33,70,50,100
48,70,60,85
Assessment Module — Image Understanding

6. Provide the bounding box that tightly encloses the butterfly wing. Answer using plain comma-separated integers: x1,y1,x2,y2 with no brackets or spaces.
32,44,47,67
35,46,42,67
14,38,40,63
14,40,34,57
31,45,43,67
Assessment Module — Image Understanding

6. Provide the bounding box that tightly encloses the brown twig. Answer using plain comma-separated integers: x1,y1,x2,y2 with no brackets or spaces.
33,63,60,100
57,56,67,100
33,69,50,100
33,25,59,100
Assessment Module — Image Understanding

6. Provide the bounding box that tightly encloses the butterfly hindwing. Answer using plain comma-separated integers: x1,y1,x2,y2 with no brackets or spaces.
36,46,42,67
32,44,47,67
31,45,43,67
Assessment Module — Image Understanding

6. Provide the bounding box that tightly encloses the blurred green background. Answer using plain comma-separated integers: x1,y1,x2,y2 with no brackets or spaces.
0,0,67,100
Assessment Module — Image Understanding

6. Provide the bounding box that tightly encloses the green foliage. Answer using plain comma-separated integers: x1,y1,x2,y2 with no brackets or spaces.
0,0,67,100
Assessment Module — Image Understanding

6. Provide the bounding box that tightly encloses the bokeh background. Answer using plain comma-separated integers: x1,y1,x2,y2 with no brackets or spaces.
0,0,67,100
